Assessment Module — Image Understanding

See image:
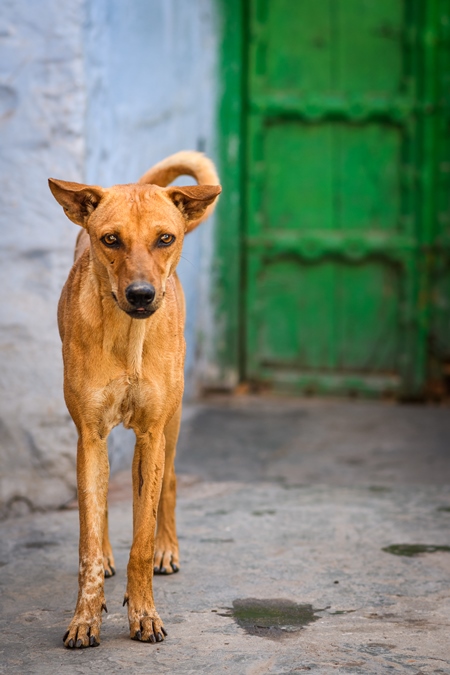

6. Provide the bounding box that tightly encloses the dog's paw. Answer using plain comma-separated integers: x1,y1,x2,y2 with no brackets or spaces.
153,542,179,575
103,555,116,578
63,598,107,649
63,620,101,649
128,606,167,643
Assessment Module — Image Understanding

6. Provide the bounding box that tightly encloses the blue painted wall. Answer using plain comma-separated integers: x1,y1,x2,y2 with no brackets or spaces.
0,0,219,513
0,0,86,516
84,0,219,471
84,0,218,398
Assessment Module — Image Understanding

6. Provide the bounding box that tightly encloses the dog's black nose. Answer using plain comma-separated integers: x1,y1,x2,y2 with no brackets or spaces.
125,282,156,307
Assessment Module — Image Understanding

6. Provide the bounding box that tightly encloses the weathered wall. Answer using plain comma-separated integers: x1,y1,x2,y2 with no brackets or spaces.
84,0,218,399
84,0,219,471
0,0,219,514
0,0,86,517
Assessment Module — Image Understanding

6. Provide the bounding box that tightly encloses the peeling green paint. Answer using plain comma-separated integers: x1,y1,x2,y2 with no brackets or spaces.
215,0,450,397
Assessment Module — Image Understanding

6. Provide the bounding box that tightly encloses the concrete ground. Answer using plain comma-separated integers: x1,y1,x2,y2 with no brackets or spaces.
1,395,450,674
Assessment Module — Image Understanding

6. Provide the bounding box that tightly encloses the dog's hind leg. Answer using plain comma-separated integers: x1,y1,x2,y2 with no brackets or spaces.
102,504,116,578
154,404,181,575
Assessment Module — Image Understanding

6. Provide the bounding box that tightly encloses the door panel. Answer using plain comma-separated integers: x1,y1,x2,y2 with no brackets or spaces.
261,0,404,94
263,122,402,233
254,260,400,373
264,123,334,232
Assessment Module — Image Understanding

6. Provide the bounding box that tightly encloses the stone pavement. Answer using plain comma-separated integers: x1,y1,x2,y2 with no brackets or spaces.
1,396,450,674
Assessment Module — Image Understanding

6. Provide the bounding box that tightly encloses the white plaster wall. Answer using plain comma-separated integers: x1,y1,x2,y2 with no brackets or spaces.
0,0,86,517
0,0,219,513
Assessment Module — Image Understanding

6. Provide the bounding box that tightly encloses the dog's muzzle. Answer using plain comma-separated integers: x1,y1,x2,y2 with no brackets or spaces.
124,282,156,318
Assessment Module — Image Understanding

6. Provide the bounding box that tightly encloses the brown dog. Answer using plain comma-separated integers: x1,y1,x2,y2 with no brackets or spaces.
49,152,221,648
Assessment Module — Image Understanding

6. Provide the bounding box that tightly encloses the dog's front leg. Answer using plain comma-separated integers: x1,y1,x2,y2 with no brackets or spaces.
64,429,109,648
125,428,167,643
154,404,182,574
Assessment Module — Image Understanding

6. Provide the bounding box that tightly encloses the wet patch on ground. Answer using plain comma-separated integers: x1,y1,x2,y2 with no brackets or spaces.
227,598,321,639
359,643,397,655
21,540,60,549
328,609,356,615
382,543,450,556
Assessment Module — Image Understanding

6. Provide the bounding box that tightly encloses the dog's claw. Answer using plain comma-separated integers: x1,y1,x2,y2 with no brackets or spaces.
161,626,168,636
89,635,99,647
102,603,108,613
133,630,142,641
67,638,74,649
76,639,83,649
104,563,116,578
123,596,129,607
156,632,163,642
149,634,156,643
154,563,175,575
63,630,69,642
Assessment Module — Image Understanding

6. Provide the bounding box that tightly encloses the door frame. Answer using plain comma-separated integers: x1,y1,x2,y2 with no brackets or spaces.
212,0,247,389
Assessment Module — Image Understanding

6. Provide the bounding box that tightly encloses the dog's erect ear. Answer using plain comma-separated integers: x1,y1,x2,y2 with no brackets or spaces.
167,184,221,232
48,178,104,227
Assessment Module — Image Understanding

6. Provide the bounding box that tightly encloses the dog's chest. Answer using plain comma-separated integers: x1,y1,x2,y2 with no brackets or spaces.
96,331,181,431
104,319,147,378
95,371,159,432
70,307,184,432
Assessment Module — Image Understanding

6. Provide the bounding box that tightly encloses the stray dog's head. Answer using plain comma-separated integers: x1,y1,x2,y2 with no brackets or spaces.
49,180,221,319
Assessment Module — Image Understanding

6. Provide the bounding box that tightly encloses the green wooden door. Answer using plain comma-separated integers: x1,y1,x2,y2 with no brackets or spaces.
244,0,450,396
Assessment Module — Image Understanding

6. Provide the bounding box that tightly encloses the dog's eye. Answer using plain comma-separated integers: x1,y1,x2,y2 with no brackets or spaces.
158,234,175,247
101,234,120,248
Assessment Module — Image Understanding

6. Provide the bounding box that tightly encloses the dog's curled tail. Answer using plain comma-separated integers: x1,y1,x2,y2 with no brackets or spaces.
138,150,220,229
